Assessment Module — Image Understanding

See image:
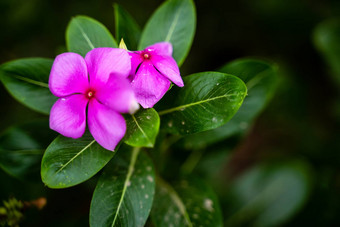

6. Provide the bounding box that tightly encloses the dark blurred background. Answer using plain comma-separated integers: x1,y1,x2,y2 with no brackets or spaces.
0,0,340,226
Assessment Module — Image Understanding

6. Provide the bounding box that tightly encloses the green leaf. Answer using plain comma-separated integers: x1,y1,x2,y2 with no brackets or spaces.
151,177,223,227
90,146,155,227
0,120,56,181
66,15,117,57
124,108,160,148
41,132,114,188
114,4,141,50
0,58,57,114
225,160,312,227
314,18,340,85
158,72,247,135
181,59,278,148
139,0,196,66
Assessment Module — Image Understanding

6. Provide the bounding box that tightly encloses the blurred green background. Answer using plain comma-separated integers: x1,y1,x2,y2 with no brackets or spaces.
0,0,340,226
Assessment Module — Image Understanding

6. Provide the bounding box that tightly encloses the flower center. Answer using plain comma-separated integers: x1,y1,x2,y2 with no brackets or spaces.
86,90,95,99
143,52,150,60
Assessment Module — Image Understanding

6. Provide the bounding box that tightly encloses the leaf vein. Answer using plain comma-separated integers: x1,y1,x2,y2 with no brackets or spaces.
164,4,182,42
132,114,152,147
111,147,140,227
10,74,49,88
158,178,193,227
158,93,238,116
74,19,95,50
55,140,96,174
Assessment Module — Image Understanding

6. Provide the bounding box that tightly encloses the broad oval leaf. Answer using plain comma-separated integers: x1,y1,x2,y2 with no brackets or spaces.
41,132,114,188
0,120,56,181
181,59,278,148
158,72,247,135
66,15,117,57
0,58,57,114
225,160,312,227
90,146,155,227
114,4,141,50
124,108,160,148
151,177,223,227
139,0,196,66
314,18,340,85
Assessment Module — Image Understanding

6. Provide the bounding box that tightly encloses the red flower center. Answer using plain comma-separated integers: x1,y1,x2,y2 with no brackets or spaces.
142,51,151,60
86,90,95,99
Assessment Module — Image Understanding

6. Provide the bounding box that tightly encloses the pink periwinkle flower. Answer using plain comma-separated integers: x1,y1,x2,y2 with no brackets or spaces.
129,42,184,108
49,48,139,151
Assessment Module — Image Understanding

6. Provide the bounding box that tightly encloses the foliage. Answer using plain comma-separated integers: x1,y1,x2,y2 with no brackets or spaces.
1,0,339,226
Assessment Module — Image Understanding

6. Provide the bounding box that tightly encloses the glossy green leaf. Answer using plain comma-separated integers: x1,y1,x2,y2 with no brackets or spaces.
90,146,155,227
225,160,312,227
314,18,340,85
66,15,117,57
139,0,196,66
124,108,160,148
182,59,278,148
158,72,247,135
114,4,141,50
41,132,114,188
0,58,57,114
151,177,223,227
0,120,56,181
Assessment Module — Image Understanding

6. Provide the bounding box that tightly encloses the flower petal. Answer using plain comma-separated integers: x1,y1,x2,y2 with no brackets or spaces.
94,75,139,114
146,42,173,56
85,48,131,86
49,94,88,138
152,55,184,87
131,62,171,108
88,99,126,151
129,51,143,76
49,53,88,97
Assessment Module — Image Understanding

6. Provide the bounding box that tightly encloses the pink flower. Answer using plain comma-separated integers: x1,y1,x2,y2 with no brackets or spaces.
129,42,184,108
49,48,139,151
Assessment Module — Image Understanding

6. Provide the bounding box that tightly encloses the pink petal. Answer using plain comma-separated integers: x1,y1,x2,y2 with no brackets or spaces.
87,99,126,151
151,55,184,87
49,53,88,97
94,75,139,114
49,94,88,138
129,51,143,76
146,42,173,56
131,62,171,108
85,48,131,86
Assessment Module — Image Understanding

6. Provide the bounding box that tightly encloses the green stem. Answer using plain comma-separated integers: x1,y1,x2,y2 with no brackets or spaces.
180,149,204,175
